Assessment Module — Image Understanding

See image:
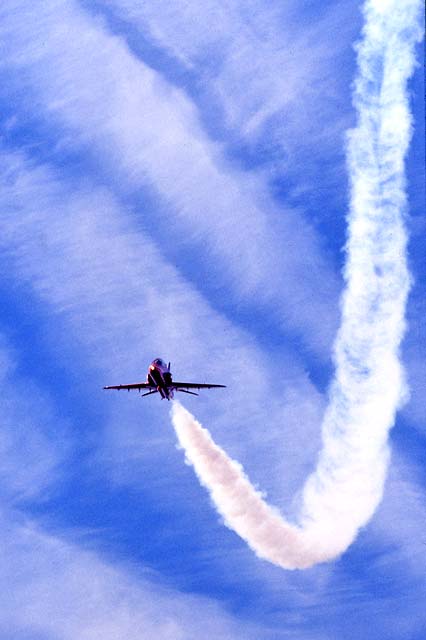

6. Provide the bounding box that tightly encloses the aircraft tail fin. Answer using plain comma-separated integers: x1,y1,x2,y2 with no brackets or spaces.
177,389,199,397
141,389,159,398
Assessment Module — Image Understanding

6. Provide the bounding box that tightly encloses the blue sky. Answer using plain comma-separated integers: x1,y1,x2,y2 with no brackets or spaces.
0,0,424,638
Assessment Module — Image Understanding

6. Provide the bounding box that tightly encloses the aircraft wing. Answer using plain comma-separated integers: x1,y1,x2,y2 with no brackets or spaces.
172,382,226,390
104,382,153,391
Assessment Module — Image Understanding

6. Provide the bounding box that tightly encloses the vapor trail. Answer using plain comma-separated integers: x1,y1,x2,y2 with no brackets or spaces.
171,0,423,569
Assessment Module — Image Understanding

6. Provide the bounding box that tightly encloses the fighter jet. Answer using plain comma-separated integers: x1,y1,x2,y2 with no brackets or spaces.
104,358,226,400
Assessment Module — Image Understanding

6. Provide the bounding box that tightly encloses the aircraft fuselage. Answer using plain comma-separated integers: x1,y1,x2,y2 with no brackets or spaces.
147,358,174,400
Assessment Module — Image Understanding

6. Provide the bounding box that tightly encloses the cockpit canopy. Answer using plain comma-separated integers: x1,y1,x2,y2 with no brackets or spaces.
153,358,166,368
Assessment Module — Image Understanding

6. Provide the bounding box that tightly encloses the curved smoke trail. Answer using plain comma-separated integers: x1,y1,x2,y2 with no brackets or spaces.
171,0,423,569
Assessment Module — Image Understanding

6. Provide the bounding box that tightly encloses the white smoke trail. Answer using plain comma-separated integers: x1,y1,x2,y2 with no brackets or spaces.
171,0,423,569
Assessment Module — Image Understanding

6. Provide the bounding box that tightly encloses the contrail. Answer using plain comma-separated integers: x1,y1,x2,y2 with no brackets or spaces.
171,0,423,569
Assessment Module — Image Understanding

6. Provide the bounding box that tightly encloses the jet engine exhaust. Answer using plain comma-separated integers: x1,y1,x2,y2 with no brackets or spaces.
171,0,422,570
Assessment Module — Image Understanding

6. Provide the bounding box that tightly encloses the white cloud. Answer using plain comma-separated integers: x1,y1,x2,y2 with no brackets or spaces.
0,146,326,502
0,337,244,637
0,336,68,503
0,510,269,640
0,0,341,357
97,0,357,143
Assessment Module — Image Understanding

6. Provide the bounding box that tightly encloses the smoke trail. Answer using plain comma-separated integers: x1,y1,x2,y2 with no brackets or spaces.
171,0,423,569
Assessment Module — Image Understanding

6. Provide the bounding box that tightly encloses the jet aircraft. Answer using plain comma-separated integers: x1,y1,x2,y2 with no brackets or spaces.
104,358,226,400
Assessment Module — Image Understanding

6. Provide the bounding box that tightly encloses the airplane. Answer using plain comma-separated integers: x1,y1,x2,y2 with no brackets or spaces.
103,358,226,400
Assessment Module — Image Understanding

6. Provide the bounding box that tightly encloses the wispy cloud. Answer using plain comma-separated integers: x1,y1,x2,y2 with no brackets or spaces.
0,156,320,635
95,0,358,143
0,510,271,640
0,335,68,503
0,157,324,632
0,0,341,357
0,146,325,498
